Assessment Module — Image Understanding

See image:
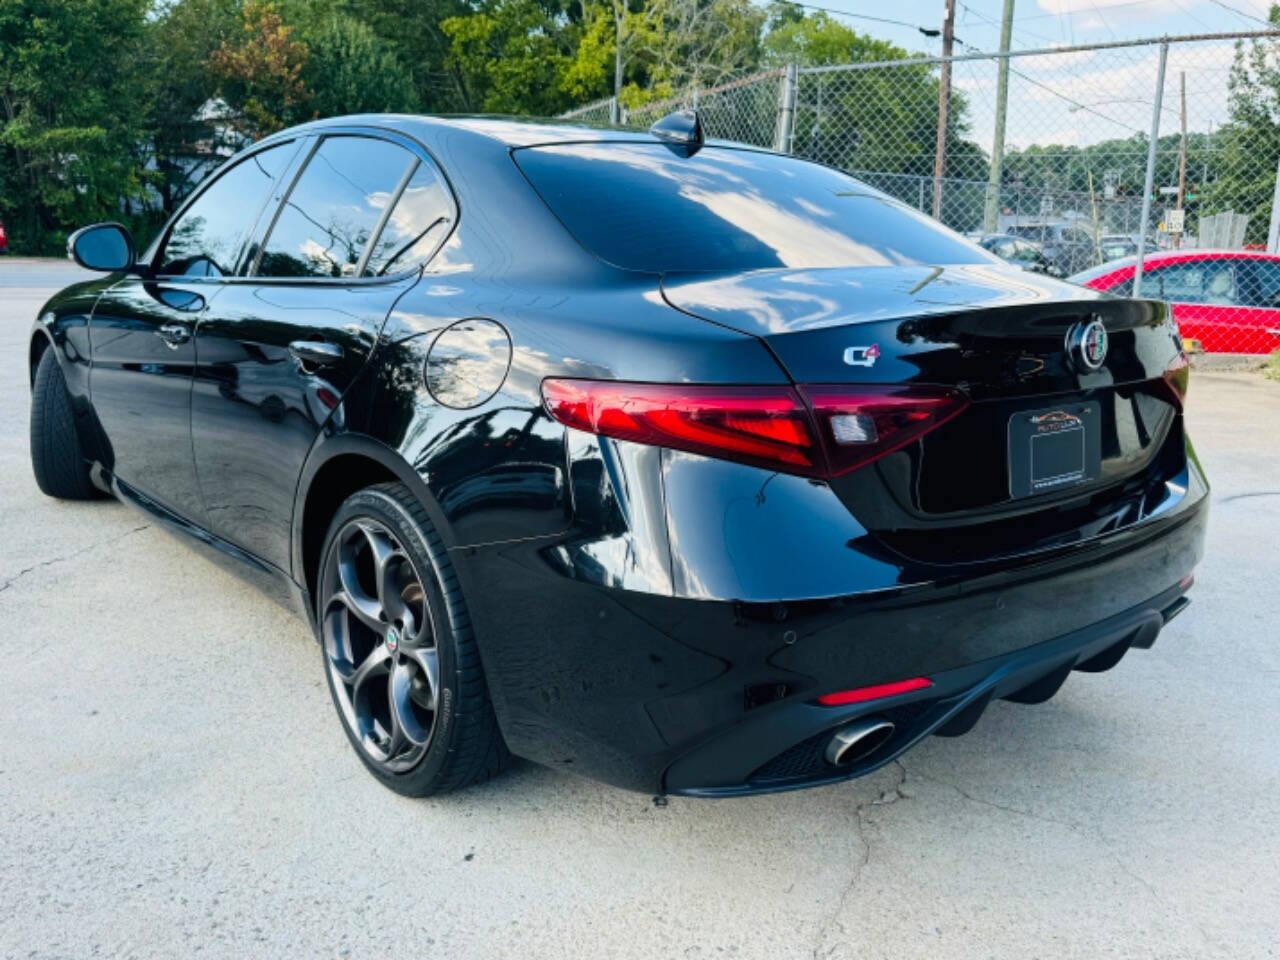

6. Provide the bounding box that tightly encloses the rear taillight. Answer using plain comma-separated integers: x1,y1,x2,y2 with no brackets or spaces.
540,379,967,479
798,385,969,477
540,380,819,474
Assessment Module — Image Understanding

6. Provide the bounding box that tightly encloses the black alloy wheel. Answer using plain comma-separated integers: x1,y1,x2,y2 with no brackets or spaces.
318,483,509,795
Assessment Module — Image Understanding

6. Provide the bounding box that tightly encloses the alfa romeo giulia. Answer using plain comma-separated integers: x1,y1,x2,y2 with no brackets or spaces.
29,112,1206,798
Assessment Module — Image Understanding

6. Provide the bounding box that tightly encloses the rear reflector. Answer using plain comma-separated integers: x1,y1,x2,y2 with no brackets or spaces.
816,676,933,706
540,379,968,479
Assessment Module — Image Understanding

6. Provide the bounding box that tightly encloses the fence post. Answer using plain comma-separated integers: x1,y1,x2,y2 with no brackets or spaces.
983,0,1015,233
1267,153,1280,253
1134,40,1169,298
774,63,798,154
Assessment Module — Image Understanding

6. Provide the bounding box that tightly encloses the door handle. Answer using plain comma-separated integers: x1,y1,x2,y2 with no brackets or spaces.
289,340,344,368
157,323,191,348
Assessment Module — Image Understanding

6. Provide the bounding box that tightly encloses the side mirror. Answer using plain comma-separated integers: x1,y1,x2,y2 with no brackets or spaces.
68,222,135,272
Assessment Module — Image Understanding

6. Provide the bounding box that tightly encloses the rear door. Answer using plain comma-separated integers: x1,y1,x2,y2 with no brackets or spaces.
190,131,455,572
89,139,301,523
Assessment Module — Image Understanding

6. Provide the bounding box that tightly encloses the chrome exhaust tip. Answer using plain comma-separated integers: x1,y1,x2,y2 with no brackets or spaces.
824,717,896,767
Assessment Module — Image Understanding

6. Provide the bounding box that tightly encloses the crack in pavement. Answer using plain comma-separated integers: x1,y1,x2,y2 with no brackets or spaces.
904,763,1217,951
1217,490,1280,505
811,761,914,959
0,523,151,594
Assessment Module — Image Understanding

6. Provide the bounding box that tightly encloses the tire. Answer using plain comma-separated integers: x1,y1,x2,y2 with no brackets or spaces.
317,482,510,796
30,346,100,500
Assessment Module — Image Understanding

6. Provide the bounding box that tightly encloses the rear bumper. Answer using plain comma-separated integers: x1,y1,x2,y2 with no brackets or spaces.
667,579,1191,796
453,441,1207,795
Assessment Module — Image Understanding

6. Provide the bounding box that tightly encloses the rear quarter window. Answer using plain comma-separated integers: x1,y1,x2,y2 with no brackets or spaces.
513,142,991,274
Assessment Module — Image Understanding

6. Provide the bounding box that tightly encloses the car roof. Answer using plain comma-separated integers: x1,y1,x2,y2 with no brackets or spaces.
1068,247,1280,284
259,113,742,152
1101,249,1279,271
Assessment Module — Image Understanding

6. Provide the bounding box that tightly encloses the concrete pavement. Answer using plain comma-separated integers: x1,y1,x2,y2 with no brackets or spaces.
2,259,1278,959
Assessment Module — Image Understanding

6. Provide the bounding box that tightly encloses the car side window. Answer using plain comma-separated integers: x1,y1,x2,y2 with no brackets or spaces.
1240,259,1280,309
1148,260,1238,305
1011,240,1042,263
157,142,296,278
256,135,417,278
362,159,453,276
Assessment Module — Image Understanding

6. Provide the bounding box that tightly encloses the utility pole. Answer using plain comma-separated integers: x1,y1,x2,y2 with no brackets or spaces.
984,0,1015,233
931,0,956,221
1175,71,1187,249
1133,41,1168,298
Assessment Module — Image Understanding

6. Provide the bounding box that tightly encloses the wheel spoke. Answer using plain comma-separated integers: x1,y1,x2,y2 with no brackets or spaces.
361,524,410,627
401,583,429,647
336,538,384,632
347,645,390,700
390,661,433,746
407,646,439,712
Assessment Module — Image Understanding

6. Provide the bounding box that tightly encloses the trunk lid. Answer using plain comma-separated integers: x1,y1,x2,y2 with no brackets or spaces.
662,264,1188,566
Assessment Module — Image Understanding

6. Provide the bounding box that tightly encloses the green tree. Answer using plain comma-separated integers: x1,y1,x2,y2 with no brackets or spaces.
0,0,153,253
440,0,578,115
301,14,418,117
208,0,312,138
146,0,241,219
560,0,764,109
1202,6,1280,244
326,0,473,110
762,8,986,229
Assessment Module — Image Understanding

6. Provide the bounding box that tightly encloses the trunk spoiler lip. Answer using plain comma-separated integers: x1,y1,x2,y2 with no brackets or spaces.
659,263,1160,339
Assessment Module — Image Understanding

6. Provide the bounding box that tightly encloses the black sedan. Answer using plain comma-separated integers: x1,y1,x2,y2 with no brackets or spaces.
29,113,1206,798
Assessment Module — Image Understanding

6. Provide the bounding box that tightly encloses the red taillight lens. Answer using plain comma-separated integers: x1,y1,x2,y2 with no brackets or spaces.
541,379,819,474
816,676,932,706
541,379,969,479
1162,353,1190,410
799,384,970,477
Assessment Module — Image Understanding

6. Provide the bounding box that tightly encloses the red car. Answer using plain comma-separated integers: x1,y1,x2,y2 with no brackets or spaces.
0,218,7,255
1071,249,1280,354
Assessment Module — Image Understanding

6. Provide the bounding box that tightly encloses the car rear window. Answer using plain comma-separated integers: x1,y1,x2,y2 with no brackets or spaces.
513,142,990,274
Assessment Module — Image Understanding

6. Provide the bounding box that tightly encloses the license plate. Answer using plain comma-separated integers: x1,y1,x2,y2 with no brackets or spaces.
1008,402,1101,499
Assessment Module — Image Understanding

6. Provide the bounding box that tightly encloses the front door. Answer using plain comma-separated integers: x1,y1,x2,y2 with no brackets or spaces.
88,279,217,521
190,133,451,573
88,137,302,525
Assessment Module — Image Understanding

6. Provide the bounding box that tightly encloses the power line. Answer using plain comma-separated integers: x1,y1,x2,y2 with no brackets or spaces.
1207,0,1274,28
1014,0,1182,22
953,35,1145,136
1169,0,1219,34
777,2,943,38
958,2,1057,46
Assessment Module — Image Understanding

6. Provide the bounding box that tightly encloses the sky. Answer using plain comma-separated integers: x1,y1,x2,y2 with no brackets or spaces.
812,0,1274,54
793,0,1278,154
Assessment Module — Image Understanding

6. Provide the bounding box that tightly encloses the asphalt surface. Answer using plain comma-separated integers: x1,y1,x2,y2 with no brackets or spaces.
2,258,1278,959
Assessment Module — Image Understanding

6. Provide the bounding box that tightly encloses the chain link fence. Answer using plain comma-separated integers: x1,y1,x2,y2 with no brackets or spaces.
562,31,1280,354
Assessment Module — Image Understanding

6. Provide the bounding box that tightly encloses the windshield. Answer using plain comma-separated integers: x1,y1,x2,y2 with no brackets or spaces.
513,142,992,274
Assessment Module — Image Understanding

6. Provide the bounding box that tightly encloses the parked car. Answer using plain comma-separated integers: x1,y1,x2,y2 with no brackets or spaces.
977,233,1063,276
1098,234,1157,263
1071,249,1280,354
29,114,1205,799
1007,222,1097,275
0,218,8,254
